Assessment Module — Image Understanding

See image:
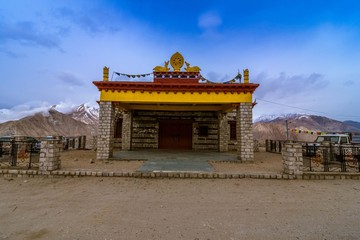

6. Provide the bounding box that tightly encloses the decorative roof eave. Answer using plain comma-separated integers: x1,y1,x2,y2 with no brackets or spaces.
92,81,259,94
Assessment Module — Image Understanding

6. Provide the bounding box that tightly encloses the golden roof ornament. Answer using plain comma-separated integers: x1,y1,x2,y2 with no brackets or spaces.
153,61,170,72
243,69,249,83
170,52,184,72
184,61,201,72
153,52,201,72
103,66,109,81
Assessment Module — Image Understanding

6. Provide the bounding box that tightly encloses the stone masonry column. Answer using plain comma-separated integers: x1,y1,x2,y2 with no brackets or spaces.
39,137,62,172
218,112,229,152
282,142,303,177
236,103,254,162
121,111,133,150
97,101,115,160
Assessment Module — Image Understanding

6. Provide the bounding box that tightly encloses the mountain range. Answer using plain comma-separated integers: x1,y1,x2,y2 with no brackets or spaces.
253,114,360,143
0,104,98,137
0,105,359,144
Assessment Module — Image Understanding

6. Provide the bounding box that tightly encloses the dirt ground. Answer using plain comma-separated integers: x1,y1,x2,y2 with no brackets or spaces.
210,152,283,173
1,177,359,240
60,150,144,172
2,150,358,239
60,150,283,173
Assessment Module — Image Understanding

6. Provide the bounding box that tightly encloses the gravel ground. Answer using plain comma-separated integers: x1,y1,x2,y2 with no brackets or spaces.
0,177,359,240
60,150,144,172
210,152,283,173
2,150,355,239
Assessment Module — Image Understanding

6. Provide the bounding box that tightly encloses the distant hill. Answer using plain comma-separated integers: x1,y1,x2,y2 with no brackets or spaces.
254,114,360,143
343,120,360,130
2,105,360,146
0,105,97,137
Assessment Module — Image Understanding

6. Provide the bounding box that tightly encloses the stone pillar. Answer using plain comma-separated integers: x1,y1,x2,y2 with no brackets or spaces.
39,137,62,172
282,142,303,176
218,112,229,152
97,101,115,159
236,103,254,162
122,111,133,150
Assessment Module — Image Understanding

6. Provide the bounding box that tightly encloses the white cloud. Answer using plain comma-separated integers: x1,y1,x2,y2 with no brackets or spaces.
198,11,222,30
0,102,48,123
0,100,88,123
57,71,85,86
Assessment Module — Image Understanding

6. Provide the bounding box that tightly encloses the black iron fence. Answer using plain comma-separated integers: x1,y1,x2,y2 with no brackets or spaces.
303,144,360,173
0,140,40,169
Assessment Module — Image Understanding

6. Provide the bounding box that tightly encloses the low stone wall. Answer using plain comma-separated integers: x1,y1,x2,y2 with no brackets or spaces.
1,169,359,180
0,169,294,179
303,172,360,180
3,138,360,180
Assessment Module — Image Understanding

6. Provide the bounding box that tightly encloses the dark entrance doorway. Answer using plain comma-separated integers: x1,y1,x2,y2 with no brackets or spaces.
159,120,192,149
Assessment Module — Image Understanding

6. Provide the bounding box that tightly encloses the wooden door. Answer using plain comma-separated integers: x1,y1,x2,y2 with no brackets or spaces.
159,120,192,149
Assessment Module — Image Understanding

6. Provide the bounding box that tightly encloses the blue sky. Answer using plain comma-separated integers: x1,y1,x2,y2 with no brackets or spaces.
1,0,360,122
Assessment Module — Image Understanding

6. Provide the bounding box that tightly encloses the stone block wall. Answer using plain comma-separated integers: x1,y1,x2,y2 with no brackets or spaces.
129,111,219,150
109,108,256,154
237,103,254,162
97,101,115,159
39,139,62,172
228,140,260,152
131,111,157,149
192,112,218,151
282,142,303,176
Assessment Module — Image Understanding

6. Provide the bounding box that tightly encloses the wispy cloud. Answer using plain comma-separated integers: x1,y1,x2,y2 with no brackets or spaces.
0,100,89,123
198,11,222,38
198,11,222,30
0,101,50,123
344,80,354,86
53,7,122,34
254,72,329,99
0,21,63,51
0,47,20,58
57,71,85,86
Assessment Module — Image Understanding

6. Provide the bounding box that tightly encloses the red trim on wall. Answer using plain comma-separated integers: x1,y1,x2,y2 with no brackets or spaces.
93,81,259,94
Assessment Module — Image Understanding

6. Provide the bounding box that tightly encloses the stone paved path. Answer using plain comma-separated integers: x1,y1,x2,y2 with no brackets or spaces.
113,150,238,172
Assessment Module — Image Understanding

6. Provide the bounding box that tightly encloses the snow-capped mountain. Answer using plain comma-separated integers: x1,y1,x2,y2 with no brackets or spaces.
0,104,99,137
254,114,280,123
253,114,360,143
67,104,99,125
0,109,95,137
255,113,311,123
